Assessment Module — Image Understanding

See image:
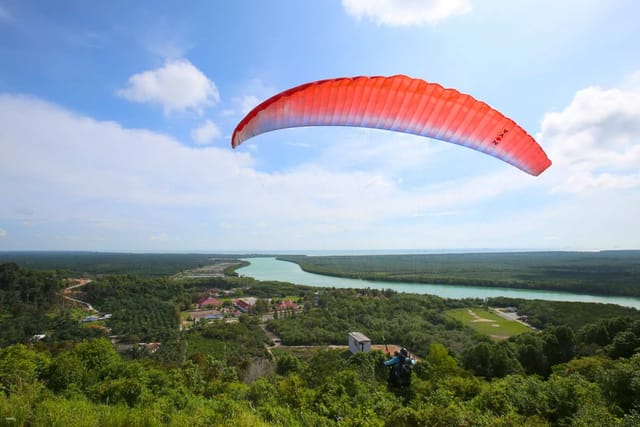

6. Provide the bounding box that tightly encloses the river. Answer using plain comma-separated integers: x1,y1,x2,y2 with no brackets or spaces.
237,257,640,310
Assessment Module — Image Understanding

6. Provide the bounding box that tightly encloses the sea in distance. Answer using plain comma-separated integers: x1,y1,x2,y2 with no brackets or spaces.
236,256,640,310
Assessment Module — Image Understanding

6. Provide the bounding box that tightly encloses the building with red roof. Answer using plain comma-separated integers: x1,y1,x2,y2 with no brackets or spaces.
277,300,299,311
196,296,222,308
233,299,251,313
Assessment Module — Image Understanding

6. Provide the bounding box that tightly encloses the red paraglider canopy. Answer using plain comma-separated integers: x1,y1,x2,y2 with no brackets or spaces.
232,75,551,176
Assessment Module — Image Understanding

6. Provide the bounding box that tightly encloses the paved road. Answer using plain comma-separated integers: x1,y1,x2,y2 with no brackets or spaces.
63,279,97,312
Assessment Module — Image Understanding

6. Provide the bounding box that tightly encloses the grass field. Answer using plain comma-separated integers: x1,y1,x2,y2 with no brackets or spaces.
445,308,533,340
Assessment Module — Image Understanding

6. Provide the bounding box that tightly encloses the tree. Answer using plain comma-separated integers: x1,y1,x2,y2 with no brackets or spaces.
463,342,521,380
73,338,120,373
598,354,640,413
463,343,492,379
275,352,305,376
253,298,270,315
580,321,610,347
46,352,88,392
0,344,49,392
608,331,640,359
422,342,460,379
543,325,575,368
513,332,547,375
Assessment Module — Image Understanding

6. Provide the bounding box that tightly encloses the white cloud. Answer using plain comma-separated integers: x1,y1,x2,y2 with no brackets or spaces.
0,228,5,239
191,120,222,145
538,82,640,193
0,94,252,210
2,90,637,251
0,94,537,250
117,59,219,115
341,0,472,26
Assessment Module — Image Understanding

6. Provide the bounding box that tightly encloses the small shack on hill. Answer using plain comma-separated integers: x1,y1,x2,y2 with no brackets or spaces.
348,332,371,354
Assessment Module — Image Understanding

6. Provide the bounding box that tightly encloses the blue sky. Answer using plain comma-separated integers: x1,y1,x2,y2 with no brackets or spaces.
1,0,639,252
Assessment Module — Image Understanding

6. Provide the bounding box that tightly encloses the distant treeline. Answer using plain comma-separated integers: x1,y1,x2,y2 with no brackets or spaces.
0,252,252,277
278,251,640,298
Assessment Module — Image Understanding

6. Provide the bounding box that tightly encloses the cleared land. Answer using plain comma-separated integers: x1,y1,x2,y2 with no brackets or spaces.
445,308,533,340
173,259,245,279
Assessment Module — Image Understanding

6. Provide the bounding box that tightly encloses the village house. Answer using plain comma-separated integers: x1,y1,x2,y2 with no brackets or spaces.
276,300,299,311
242,297,257,306
233,299,251,313
196,295,222,308
232,297,257,313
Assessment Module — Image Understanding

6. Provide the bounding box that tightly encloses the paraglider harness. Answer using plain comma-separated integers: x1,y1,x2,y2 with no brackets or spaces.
387,350,413,387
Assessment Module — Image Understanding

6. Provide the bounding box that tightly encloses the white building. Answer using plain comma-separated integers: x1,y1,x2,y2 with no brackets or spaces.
348,332,371,354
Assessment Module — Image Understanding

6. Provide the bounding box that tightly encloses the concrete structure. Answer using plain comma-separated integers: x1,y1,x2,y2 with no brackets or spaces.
189,309,223,322
348,332,371,354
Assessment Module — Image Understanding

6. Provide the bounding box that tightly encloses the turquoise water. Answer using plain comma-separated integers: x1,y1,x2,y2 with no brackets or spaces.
237,257,640,309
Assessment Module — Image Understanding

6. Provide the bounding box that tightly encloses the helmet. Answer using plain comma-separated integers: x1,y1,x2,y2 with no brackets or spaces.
400,348,408,357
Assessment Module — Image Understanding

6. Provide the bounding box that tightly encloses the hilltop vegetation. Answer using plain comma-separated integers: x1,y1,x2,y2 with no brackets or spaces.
279,251,640,297
1,261,640,425
0,263,101,346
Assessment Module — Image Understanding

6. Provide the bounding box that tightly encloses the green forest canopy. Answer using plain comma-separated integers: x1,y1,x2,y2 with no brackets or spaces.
2,261,640,425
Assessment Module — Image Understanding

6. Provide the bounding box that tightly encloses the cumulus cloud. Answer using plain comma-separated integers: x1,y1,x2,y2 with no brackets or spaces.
3,90,637,251
117,59,219,114
0,228,5,238
0,94,540,250
191,120,222,145
0,94,252,210
341,0,472,26
539,82,640,193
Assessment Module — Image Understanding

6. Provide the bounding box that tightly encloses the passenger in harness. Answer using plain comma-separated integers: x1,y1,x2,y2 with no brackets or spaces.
383,347,415,386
